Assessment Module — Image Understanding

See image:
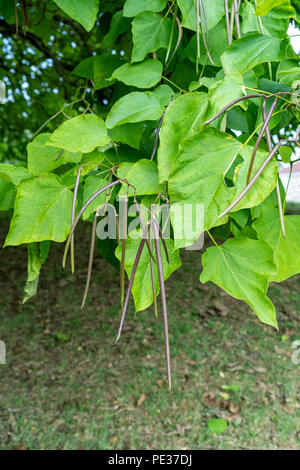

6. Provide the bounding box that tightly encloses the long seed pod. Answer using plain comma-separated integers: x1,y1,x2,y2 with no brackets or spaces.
120,196,128,311
204,94,265,125
70,165,83,273
151,112,165,161
246,97,277,184
199,0,214,65
54,149,64,161
63,180,120,268
116,213,120,245
81,211,98,309
254,0,264,34
153,218,169,264
165,3,179,65
219,141,283,218
69,161,99,273
133,196,146,231
152,219,172,389
196,0,201,71
151,100,173,161
165,17,182,71
262,102,286,238
233,0,241,39
254,0,272,79
229,0,235,44
134,196,156,262
224,0,231,45
149,226,158,317
115,222,150,343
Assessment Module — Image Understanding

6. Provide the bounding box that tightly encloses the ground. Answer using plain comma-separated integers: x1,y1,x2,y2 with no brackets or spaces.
0,218,299,450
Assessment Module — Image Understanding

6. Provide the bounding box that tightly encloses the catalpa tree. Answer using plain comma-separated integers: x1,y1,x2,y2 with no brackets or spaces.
0,0,300,386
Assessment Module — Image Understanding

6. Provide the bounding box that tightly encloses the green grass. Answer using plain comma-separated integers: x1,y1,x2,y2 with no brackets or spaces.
0,221,299,450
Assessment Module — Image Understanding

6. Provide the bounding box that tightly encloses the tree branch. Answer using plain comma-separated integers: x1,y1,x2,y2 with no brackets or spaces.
0,19,74,73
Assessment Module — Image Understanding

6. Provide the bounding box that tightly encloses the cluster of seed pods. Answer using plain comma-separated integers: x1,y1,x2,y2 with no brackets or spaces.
63,89,299,388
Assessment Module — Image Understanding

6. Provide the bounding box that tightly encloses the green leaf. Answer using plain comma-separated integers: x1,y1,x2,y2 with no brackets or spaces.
80,149,106,167
0,0,14,22
168,129,277,243
278,145,293,163
0,180,16,211
109,122,144,149
82,175,110,220
93,54,123,90
117,159,161,196
0,163,30,185
277,60,300,87
72,56,95,79
260,9,289,39
27,133,82,175
23,241,50,303
230,209,251,228
232,146,278,212
152,84,174,106
157,92,209,182
109,122,145,149
102,11,131,47
242,2,262,35
200,237,277,328
207,73,244,120
105,91,164,129
254,209,300,282
221,34,281,75
184,20,229,67
227,107,251,133
53,0,99,31
131,12,172,62
207,418,228,434
4,174,73,246
177,0,225,31
168,128,241,233
124,0,166,17
47,115,110,154
256,0,288,16
242,2,291,39
111,59,163,89
115,237,181,311
56,332,70,342
170,201,204,250
73,54,123,88
250,184,279,220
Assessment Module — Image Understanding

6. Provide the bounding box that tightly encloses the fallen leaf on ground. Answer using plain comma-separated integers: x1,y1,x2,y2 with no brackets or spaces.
137,393,147,408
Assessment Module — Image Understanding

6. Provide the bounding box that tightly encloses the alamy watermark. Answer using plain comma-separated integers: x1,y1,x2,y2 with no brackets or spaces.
291,340,300,365
0,340,6,365
94,200,204,250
